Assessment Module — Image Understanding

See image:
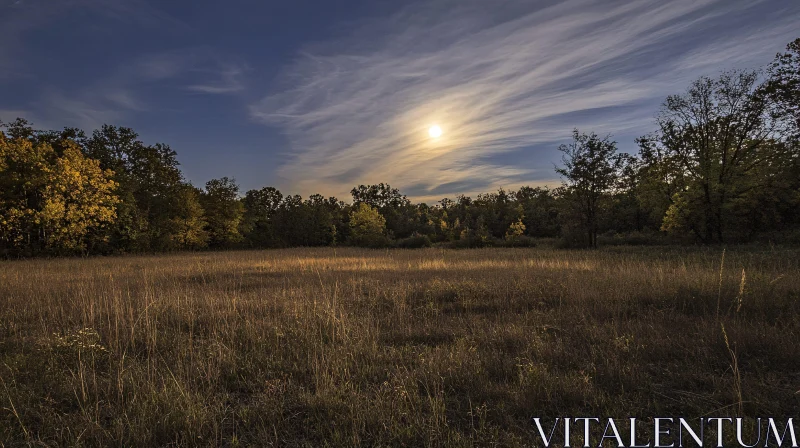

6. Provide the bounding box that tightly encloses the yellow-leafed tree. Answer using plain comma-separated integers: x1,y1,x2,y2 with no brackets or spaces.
40,144,119,252
0,135,52,252
349,202,388,248
0,134,119,255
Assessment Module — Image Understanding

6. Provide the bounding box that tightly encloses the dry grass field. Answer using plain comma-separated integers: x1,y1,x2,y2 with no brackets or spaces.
1,246,799,446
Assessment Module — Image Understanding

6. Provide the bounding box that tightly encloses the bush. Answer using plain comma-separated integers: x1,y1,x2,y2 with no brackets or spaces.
753,229,800,247
502,235,537,247
349,234,391,248
449,235,499,249
597,230,667,246
395,234,432,249
556,229,589,249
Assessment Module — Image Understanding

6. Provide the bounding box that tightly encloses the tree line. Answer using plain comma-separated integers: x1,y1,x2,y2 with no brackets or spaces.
1,38,798,256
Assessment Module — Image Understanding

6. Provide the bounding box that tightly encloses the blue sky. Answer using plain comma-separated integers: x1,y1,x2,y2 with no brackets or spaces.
1,0,798,202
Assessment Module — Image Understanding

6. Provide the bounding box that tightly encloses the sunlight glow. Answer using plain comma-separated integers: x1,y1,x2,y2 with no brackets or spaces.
428,125,442,138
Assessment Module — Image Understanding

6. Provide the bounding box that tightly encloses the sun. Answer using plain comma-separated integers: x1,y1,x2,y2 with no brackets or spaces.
428,125,442,138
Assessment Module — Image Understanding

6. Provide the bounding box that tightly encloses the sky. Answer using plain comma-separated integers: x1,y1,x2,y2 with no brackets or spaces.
1,0,798,203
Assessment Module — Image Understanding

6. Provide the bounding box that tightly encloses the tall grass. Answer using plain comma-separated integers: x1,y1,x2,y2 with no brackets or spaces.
1,246,799,446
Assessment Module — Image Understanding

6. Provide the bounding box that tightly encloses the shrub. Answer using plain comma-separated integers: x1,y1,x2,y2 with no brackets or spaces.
597,230,667,246
502,235,537,247
449,235,500,249
395,234,432,249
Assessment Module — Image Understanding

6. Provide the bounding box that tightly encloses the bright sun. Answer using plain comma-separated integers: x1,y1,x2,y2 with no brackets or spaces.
428,125,442,138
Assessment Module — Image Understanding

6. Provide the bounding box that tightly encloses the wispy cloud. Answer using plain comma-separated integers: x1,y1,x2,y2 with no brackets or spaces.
187,66,247,94
1,0,242,129
252,0,799,201
38,91,128,131
0,109,34,125
29,49,248,130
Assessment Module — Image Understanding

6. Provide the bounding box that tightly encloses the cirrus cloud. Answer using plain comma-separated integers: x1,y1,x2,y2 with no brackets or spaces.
252,0,798,202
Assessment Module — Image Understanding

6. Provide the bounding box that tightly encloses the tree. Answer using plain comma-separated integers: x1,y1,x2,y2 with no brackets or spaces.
241,187,283,247
351,183,409,209
348,202,387,247
351,183,417,238
632,135,686,230
764,38,800,141
166,184,208,249
505,218,526,241
201,177,244,248
271,194,304,246
458,214,490,247
604,153,654,234
0,135,118,255
645,71,781,242
267,193,340,247
472,188,523,239
79,125,193,252
0,118,36,141
514,186,560,237
556,129,625,248
302,194,341,246
0,133,52,254
39,144,119,253
38,127,88,156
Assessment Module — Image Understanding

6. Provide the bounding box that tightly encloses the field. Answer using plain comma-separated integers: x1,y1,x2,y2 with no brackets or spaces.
1,246,799,446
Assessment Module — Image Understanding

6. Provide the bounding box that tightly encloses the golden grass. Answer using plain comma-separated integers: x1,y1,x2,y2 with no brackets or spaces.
1,246,799,446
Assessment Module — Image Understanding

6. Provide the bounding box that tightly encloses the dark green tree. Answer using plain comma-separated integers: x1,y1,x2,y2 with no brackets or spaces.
201,177,244,248
556,129,626,248
166,184,208,250
764,37,800,141
514,186,560,238
241,187,283,247
82,125,188,251
351,183,417,238
647,71,781,242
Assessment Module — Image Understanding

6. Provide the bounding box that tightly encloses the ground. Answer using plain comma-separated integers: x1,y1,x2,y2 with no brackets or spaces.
1,246,798,446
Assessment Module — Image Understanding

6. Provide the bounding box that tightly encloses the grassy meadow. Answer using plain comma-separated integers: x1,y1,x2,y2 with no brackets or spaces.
1,246,799,446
